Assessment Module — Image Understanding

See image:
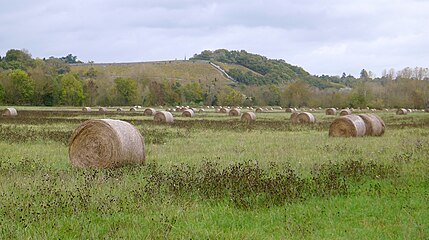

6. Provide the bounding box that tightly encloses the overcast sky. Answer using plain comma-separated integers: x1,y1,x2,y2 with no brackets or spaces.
1,0,428,76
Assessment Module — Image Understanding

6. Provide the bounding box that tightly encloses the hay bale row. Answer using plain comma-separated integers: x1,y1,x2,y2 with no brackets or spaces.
325,108,337,115
396,108,408,115
154,111,174,123
241,112,256,123
229,108,241,116
68,119,145,168
220,107,230,113
290,112,315,124
329,114,385,137
290,112,300,123
99,107,108,112
339,109,352,116
2,107,17,117
296,112,315,123
182,109,195,117
144,108,156,116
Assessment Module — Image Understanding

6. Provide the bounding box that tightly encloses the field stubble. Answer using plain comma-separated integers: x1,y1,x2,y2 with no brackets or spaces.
0,108,428,239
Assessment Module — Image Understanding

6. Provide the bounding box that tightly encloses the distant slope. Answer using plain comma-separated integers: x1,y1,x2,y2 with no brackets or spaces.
191,49,342,88
70,60,234,86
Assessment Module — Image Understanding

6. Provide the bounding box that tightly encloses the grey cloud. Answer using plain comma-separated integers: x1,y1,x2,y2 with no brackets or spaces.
1,0,428,76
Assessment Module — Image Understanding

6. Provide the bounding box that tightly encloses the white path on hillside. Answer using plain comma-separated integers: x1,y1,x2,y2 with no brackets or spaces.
208,62,236,82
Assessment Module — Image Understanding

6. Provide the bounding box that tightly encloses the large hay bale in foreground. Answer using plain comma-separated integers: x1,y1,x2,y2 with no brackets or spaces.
329,115,366,137
68,119,145,168
99,107,108,112
82,107,92,112
396,108,408,115
290,112,300,123
297,112,316,123
339,109,352,116
2,107,17,117
144,108,156,116
325,108,337,115
229,108,241,116
241,112,256,123
358,114,385,136
182,109,195,117
154,111,174,123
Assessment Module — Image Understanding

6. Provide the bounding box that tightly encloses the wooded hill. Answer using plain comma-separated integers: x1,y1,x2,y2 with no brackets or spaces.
191,49,340,89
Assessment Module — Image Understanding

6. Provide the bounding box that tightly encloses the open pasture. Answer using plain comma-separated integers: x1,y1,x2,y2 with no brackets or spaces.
0,107,428,239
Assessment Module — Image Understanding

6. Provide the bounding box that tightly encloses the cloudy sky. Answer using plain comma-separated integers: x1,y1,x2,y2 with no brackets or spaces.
1,0,428,76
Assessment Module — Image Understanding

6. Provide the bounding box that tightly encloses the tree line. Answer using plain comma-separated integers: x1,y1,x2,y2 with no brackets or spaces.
1,49,428,109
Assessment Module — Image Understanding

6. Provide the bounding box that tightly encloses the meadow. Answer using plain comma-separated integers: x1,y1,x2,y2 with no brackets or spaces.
0,107,428,239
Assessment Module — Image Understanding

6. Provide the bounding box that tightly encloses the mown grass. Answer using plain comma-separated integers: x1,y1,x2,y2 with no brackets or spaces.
0,109,428,239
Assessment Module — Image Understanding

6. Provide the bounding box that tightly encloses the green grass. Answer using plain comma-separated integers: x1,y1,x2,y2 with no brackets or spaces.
70,60,234,86
0,109,428,239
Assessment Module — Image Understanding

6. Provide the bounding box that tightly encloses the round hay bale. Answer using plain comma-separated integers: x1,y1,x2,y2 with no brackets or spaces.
117,108,123,112
199,108,205,113
143,108,156,116
130,107,137,112
396,108,408,115
325,108,336,115
68,119,145,168
82,107,92,112
329,115,366,137
255,107,264,113
407,108,412,113
241,112,256,123
285,108,295,113
358,114,385,136
290,112,300,123
229,108,241,116
297,112,315,123
2,107,18,117
425,108,429,112
220,108,230,113
99,107,108,112
182,109,195,117
154,111,174,123
339,109,352,116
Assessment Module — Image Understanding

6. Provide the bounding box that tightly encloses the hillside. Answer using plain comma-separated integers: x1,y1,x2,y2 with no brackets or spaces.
70,60,235,86
191,49,340,88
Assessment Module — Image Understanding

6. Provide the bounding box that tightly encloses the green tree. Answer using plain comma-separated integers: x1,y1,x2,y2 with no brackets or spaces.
281,79,311,107
217,86,244,106
348,82,372,108
1,49,34,70
61,54,79,64
58,73,84,106
114,77,137,105
9,69,35,104
181,82,203,104
0,83,4,103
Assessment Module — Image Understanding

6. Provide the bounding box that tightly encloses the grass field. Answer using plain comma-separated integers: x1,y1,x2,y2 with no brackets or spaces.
70,60,233,86
0,107,428,239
